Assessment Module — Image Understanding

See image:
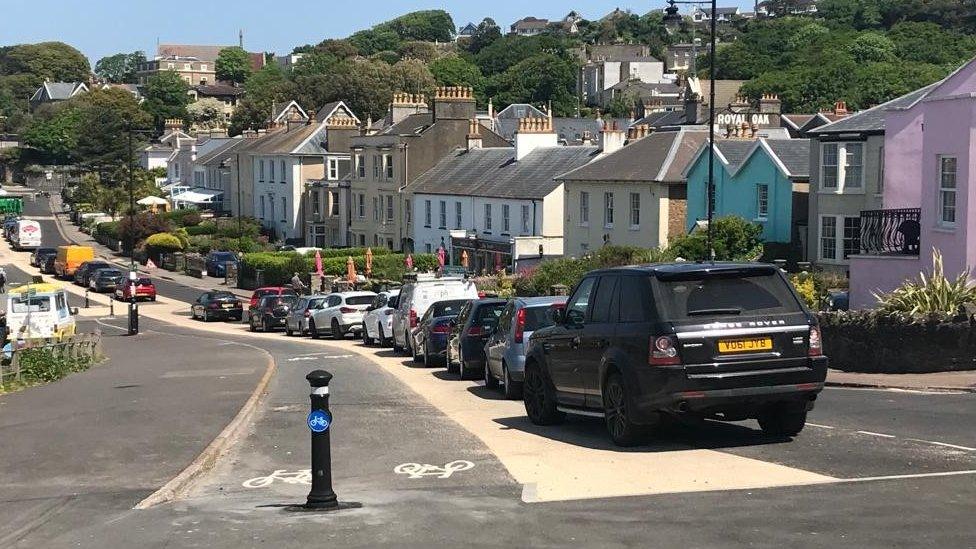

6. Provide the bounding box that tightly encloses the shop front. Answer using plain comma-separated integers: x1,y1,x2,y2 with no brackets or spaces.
449,232,513,274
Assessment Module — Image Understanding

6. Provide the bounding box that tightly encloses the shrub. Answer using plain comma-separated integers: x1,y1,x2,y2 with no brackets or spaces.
790,274,817,310
187,235,213,255
876,250,976,320
668,215,763,262
18,348,94,383
180,211,203,227
240,252,309,286
145,232,184,252
186,222,217,236
118,213,173,250
95,221,120,240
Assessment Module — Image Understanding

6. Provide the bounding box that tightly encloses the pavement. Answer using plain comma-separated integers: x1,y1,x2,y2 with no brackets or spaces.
827,369,976,392
1,191,974,547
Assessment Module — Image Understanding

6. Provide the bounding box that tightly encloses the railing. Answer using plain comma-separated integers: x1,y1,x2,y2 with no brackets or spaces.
860,208,921,256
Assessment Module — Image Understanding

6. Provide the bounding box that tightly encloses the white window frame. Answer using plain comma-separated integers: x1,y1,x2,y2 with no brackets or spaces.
521,204,530,234
629,192,640,229
269,158,275,181
355,154,365,178
386,195,394,223
280,160,286,183
372,197,379,222
484,203,492,232
455,202,463,230
938,155,957,228
438,200,447,229
327,158,339,180
424,200,432,228
330,191,340,217
604,191,614,228
502,204,511,233
579,191,589,226
311,190,321,216
756,184,769,220
818,214,861,263
383,153,394,179
259,160,265,182
357,194,365,219
820,141,865,194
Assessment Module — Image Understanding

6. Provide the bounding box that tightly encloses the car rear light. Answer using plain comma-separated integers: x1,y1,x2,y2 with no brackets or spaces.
808,326,823,357
467,325,484,337
340,307,357,314
409,309,418,328
514,308,526,343
649,335,681,366
431,324,451,334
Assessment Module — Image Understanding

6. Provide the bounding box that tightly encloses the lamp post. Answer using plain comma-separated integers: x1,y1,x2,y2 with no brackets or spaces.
664,0,717,261
125,122,152,335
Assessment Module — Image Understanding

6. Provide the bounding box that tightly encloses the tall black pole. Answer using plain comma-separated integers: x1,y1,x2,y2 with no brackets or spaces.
126,123,139,335
707,0,717,261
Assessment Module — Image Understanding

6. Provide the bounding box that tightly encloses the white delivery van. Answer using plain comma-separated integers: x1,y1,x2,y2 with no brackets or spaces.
392,275,479,355
13,219,42,250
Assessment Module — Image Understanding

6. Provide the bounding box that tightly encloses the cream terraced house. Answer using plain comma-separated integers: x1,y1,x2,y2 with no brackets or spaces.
556,126,708,255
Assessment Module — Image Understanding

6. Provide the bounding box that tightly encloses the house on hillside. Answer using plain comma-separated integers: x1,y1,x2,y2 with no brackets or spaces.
457,23,478,41
408,118,599,272
846,57,976,308
188,83,245,127
28,82,88,112
510,17,549,36
692,6,740,23
685,138,811,256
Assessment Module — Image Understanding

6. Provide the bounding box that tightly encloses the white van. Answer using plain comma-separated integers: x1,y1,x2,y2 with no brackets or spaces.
392,275,478,355
5,283,77,341
13,219,42,250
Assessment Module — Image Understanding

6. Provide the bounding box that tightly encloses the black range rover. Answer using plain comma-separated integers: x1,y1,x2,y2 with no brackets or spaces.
522,262,828,446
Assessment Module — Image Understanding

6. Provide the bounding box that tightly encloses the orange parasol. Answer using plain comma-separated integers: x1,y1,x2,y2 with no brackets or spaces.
365,247,373,277
346,256,357,283
461,250,469,269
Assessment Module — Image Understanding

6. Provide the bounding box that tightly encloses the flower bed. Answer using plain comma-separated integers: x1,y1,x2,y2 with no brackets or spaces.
819,311,976,373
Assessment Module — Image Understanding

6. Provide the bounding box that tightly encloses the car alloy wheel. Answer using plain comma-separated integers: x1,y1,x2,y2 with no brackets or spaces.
502,364,522,400
310,319,319,339
523,364,564,425
484,362,499,390
603,373,642,447
377,324,385,346
264,317,272,332
331,319,343,340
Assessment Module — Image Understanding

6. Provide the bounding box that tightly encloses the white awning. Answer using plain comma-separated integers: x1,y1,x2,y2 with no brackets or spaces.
137,196,169,206
171,189,223,204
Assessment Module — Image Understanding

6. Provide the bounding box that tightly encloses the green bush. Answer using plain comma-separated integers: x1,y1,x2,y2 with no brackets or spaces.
145,232,184,251
876,250,976,320
668,215,764,262
18,348,93,383
186,222,217,236
180,211,203,227
240,252,309,286
95,221,120,240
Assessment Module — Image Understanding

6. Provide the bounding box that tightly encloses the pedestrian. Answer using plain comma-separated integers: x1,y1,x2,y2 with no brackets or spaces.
291,272,306,296
0,266,7,293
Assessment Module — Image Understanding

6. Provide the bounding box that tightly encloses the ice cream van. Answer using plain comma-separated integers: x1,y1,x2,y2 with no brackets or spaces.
5,283,77,341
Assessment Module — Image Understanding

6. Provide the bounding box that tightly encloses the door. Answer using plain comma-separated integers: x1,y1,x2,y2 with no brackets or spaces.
486,302,514,378
544,277,597,404
581,276,619,407
194,293,209,317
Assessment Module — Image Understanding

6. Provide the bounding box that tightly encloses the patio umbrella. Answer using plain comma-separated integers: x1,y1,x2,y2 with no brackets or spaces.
494,252,502,273
461,250,469,269
365,248,373,277
437,246,446,270
405,254,414,269
346,256,357,284
314,249,323,276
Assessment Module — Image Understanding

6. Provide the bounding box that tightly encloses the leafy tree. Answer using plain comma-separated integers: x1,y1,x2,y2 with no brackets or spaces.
398,41,438,63
215,46,252,84
229,64,293,134
847,32,896,63
21,104,82,164
786,23,830,50
668,216,764,262
389,59,436,97
314,39,359,59
0,42,90,82
487,53,578,116
371,50,402,65
94,51,146,84
348,29,402,57
187,97,227,130
290,51,340,78
292,58,394,121
429,56,483,89
887,21,976,64
818,0,883,29
74,87,152,175
142,71,191,132
465,18,502,54
379,10,455,42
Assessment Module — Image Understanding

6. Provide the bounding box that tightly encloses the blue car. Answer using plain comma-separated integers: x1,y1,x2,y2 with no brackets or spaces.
412,299,471,367
206,251,239,278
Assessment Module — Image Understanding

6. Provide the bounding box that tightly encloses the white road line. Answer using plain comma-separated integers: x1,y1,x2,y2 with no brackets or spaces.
807,423,835,429
905,439,976,452
856,430,896,438
842,470,976,483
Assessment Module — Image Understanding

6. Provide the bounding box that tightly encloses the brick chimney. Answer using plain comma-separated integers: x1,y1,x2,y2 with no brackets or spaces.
388,93,429,126
684,93,703,125
466,119,482,150
730,95,751,112
626,124,652,142
514,114,557,161
833,101,848,115
599,120,626,155
759,93,781,114
432,86,476,122
164,118,183,131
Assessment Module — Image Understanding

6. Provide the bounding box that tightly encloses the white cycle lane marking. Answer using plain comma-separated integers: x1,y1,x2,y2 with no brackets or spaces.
242,469,311,489
394,460,475,479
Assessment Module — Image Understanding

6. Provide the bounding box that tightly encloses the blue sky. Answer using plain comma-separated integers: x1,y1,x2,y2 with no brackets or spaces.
2,0,758,63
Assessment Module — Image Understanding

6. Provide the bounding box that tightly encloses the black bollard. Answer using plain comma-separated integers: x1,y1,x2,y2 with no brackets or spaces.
305,370,338,509
128,301,139,335
109,296,114,317
85,289,90,308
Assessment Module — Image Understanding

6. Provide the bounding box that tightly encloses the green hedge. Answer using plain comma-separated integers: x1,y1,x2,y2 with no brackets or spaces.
95,221,120,240
240,251,439,287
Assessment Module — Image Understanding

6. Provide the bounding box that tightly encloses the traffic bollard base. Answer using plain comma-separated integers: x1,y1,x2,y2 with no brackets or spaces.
284,501,363,513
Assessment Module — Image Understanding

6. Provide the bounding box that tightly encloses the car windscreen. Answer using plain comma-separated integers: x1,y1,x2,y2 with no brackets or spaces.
11,296,52,313
474,303,505,327
431,300,469,317
524,305,556,331
269,296,297,307
98,270,123,278
345,295,374,306
653,272,802,321
136,278,152,285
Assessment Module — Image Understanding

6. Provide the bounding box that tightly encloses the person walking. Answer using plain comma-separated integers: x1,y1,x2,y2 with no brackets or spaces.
291,272,306,296
0,265,7,293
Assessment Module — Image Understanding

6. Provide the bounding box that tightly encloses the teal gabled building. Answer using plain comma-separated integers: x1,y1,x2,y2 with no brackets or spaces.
685,138,810,247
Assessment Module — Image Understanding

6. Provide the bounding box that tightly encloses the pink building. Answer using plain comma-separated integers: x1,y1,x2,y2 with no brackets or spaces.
849,57,976,308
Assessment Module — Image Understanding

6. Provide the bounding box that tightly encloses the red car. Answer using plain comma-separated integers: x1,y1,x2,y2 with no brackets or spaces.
115,277,157,302
245,287,298,321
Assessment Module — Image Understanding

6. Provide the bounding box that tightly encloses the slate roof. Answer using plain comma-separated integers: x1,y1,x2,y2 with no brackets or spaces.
781,114,816,130
495,104,547,119
157,44,232,62
512,17,549,29
634,110,686,127
557,130,709,183
492,117,633,144
248,124,328,155
765,139,810,176
194,138,245,166
194,83,244,97
811,84,939,135
32,82,86,102
714,140,755,167
381,113,435,136
409,146,600,200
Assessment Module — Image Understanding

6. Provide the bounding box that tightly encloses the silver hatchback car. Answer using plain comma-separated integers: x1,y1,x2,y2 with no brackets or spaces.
483,296,566,399
284,295,328,337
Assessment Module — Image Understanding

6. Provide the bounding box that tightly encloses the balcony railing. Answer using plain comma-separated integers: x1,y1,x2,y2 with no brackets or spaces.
860,208,921,256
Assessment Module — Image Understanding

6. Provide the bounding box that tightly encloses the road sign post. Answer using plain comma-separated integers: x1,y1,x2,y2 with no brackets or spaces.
305,370,338,509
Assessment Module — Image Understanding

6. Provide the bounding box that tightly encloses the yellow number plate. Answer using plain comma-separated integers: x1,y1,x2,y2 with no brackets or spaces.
718,338,773,353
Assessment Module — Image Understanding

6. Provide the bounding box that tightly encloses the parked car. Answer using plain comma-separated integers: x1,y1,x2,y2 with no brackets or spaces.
115,277,157,302
40,254,57,275
522,262,829,447
308,291,377,339
362,290,400,346
245,287,298,322
446,299,507,379
30,247,58,268
73,260,113,287
249,294,299,332
191,290,244,322
484,296,567,399
205,251,239,278
393,275,479,356
285,295,328,337
89,268,124,293
411,299,471,366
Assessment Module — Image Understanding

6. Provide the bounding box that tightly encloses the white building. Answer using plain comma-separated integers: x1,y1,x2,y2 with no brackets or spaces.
581,57,666,107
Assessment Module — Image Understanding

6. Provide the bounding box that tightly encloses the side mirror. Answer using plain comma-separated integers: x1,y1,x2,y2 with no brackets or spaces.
547,304,565,325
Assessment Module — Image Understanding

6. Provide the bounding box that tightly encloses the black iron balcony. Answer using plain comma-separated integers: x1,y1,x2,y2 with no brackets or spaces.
860,208,921,255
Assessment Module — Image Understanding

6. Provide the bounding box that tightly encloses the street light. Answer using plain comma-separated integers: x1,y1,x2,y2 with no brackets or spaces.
664,0,717,261
124,122,152,335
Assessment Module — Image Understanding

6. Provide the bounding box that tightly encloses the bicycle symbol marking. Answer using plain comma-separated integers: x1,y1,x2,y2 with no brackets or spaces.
242,469,311,489
394,460,475,479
